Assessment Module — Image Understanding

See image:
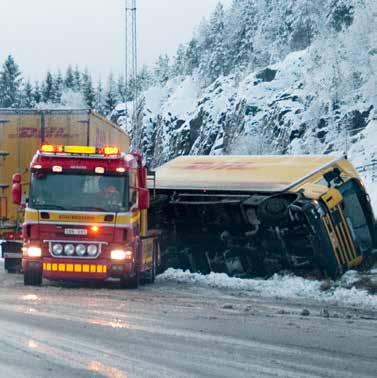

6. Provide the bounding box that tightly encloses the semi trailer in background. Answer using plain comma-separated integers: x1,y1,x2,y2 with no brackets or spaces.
0,109,129,272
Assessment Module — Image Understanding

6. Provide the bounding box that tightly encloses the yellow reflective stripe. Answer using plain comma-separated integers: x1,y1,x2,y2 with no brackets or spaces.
66,264,74,272
74,265,82,273
58,264,66,272
43,263,107,273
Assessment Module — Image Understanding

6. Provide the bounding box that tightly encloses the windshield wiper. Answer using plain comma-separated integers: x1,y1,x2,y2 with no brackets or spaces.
70,206,109,212
35,204,67,210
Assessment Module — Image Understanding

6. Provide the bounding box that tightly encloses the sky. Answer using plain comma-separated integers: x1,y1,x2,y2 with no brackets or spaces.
0,0,231,82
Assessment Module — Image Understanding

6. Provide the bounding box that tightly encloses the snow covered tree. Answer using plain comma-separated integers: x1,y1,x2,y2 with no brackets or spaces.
53,71,64,103
104,74,118,115
172,44,187,77
227,0,256,72
82,69,96,108
0,55,23,108
117,76,126,102
94,79,106,115
42,71,55,103
154,54,171,85
199,3,228,82
185,38,200,75
20,80,35,108
73,66,82,91
64,66,75,90
33,82,42,105
137,65,153,92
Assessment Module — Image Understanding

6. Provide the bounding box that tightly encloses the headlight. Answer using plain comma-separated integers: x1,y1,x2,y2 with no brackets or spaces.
76,244,86,256
87,244,98,257
64,244,75,256
26,247,42,258
52,243,63,256
111,249,132,261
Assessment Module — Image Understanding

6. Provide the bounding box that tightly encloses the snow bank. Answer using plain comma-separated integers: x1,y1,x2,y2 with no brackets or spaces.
157,269,377,310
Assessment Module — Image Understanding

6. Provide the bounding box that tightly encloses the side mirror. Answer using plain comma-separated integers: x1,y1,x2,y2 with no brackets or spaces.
138,188,150,210
12,173,22,205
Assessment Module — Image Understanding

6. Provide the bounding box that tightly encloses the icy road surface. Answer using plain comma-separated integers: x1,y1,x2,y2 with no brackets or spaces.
0,267,376,377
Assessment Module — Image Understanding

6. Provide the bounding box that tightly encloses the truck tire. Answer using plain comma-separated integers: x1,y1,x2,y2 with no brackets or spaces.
4,258,22,274
121,269,140,289
24,270,42,286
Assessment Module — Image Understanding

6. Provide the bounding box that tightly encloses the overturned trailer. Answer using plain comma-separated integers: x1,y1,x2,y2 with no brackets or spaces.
149,155,377,278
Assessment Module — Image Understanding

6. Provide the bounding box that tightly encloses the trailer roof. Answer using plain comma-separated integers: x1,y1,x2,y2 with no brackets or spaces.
154,155,341,193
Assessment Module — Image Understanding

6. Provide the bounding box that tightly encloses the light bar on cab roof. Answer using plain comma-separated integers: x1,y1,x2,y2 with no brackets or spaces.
64,146,97,154
98,146,120,155
39,144,121,156
40,144,64,153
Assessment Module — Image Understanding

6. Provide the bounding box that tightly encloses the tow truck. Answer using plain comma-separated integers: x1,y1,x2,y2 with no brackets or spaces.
12,144,160,287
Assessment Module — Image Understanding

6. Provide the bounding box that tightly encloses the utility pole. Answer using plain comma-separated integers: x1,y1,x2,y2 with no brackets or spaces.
125,0,138,146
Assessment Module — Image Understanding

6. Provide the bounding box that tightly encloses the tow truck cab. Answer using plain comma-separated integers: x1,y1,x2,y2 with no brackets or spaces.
13,145,160,287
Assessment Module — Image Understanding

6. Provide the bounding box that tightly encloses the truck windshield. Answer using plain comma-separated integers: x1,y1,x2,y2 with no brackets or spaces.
29,173,129,213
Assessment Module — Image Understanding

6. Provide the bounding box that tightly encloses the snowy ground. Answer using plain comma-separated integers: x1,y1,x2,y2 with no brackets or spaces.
0,261,377,377
157,268,377,311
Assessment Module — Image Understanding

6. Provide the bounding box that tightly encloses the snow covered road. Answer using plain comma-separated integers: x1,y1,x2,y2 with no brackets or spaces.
0,267,376,377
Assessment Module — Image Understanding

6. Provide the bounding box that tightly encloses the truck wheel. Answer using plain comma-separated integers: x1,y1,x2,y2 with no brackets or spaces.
121,269,140,289
4,258,22,274
24,270,42,286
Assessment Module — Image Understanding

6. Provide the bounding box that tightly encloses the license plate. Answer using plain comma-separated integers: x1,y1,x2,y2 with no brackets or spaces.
64,228,88,236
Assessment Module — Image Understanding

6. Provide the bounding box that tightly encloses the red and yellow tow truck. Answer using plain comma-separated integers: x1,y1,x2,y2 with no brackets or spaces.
12,144,160,287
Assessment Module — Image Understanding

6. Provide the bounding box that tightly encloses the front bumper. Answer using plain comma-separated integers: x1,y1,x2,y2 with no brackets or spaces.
23,257,134,281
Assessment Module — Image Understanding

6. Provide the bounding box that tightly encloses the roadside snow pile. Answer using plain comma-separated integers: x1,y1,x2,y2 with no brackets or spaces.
157,269,377,310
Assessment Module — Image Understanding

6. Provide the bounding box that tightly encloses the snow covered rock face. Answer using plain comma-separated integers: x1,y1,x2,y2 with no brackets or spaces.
111,0,376,170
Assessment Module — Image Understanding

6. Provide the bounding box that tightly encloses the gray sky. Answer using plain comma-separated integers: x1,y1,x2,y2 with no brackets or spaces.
0,0,231,82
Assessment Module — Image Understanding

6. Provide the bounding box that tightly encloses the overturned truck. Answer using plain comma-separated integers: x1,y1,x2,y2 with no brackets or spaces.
149,155,377,278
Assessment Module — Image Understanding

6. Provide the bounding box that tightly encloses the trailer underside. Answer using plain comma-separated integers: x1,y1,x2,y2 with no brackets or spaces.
149,190,333,278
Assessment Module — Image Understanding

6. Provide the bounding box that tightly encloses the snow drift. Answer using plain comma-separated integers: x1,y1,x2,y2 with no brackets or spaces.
157,268,377,310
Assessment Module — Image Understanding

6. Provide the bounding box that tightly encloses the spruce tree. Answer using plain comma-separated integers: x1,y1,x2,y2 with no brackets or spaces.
185,38,200,75
200,3,228,82
64,65,75,90
42,71,55,103
94,79,106,115
82,69,96,108
154,54,171,85
21,80,35,108
0,55,23,108
53,71,64,103
104,74,118,115
73,66,82,91
33,82,42,104
117,76,126,102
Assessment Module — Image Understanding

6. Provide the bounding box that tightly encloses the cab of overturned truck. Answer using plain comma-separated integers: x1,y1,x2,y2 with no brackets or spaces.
150,155,377,278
